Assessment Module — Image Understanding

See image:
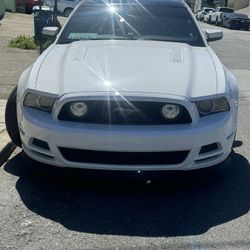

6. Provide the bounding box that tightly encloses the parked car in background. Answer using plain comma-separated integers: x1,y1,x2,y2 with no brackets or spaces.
209,7,234,25
16,0,40,14
0,0,5,20
196,7,214,21
5,0,238,174
221,13,250,30
44,0,80,17
204,11,213,23
26,0,40,13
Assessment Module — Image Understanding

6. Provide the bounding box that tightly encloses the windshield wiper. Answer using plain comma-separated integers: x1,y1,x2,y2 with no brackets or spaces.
58,37,140,44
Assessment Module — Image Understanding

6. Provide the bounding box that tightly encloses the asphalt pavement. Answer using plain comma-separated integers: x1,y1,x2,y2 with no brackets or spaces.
0,22,250,250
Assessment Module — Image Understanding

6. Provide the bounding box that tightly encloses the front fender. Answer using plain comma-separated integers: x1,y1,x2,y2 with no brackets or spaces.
17,66,33,104
224,66,239,102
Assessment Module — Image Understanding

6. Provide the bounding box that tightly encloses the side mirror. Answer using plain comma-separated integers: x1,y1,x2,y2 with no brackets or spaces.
42,27,59,38
205,29,223,42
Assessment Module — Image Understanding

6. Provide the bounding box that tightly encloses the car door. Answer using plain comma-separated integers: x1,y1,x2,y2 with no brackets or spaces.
211,8,218,22
222,13,229,27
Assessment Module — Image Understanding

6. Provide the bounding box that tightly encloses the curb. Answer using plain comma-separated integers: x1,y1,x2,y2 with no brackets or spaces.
0,99,16,167
0,142,16,167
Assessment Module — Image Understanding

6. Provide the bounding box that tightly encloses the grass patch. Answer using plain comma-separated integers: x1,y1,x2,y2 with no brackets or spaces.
9,35,37,50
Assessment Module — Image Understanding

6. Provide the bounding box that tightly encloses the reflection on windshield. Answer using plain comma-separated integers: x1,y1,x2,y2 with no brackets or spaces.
58,3,205,47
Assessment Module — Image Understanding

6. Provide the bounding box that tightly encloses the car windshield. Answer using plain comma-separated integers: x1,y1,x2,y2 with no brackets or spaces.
204,8,213,12
58,4,205,47
229,13,248,19
220,8,234,13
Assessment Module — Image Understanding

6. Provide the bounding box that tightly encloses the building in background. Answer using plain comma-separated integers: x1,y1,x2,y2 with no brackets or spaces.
4,0,16,12
227,0,249,10
0,0,5,20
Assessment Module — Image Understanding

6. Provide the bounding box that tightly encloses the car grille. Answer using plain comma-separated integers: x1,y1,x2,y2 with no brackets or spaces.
58,100,192,125
59,148,189,165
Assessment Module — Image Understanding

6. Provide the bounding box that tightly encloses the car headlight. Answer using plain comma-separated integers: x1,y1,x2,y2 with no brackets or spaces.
196,97,230,116
23,92,56,112
69,102,88,118
161,104,181,120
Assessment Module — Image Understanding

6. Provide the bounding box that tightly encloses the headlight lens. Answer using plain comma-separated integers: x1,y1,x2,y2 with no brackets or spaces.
197,100,214,115
161,104,181,120
69,102,88,118
196,97,230,116
23,92,55,112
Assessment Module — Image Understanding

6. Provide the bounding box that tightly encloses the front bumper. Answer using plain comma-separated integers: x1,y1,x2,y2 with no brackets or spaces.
18,103,237,171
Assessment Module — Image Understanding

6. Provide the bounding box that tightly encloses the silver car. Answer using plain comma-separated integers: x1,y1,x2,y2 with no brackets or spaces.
44,0,80,17
196,7,214,21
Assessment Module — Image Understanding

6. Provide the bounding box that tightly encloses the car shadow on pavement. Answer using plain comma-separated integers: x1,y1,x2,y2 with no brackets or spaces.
4,150,250,237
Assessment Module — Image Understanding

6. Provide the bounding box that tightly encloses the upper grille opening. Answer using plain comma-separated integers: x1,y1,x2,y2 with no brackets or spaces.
58,100,192,125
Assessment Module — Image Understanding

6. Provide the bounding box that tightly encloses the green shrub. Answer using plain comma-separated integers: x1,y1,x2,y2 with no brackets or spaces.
9,35,37,50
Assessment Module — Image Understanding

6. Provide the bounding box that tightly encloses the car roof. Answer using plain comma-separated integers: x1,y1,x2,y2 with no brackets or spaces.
79,0,186,8
218,6,234,10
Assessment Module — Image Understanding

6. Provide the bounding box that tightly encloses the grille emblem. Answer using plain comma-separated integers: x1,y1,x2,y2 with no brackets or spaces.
112,107,141,118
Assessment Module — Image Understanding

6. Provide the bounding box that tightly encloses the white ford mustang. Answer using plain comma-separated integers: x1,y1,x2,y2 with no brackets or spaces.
5,0,238,172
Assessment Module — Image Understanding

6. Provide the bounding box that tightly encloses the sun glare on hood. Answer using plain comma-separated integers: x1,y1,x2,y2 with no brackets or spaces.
103,81,112,87
108,5,116,13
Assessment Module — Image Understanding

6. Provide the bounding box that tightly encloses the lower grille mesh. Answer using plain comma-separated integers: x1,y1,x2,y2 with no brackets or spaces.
59,148,189,165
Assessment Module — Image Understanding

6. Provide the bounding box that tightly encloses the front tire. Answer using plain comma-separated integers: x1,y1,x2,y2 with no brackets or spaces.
228,21,233,29
5,86,22,147
208,16,212,24
215,17,220,26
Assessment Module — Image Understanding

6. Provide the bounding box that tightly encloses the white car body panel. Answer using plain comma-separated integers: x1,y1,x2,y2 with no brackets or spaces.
15,1,239,172
32,41,224,99
20,108,235,171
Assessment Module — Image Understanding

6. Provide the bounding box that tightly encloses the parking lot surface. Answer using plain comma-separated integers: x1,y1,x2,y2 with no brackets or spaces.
0,13,38,99
0,21,250,249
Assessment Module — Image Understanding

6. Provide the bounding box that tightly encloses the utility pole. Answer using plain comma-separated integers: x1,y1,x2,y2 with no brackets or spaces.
39,0,42,54
53,0,61,29
53,0,58,21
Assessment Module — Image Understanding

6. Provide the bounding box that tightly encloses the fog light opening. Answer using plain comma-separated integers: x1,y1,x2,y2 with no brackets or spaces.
32,138,50,151
199,143,219,154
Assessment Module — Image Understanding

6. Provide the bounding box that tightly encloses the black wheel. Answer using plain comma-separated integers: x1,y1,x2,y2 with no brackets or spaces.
215,17,220,26
208,16,212,24
63,8,73,17
5,86,22,147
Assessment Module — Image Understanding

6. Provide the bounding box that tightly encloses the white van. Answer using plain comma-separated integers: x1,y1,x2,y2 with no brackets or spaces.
0,0,5,21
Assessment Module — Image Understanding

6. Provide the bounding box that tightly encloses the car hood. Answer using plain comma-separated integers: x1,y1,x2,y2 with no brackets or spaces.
34,41,223,99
